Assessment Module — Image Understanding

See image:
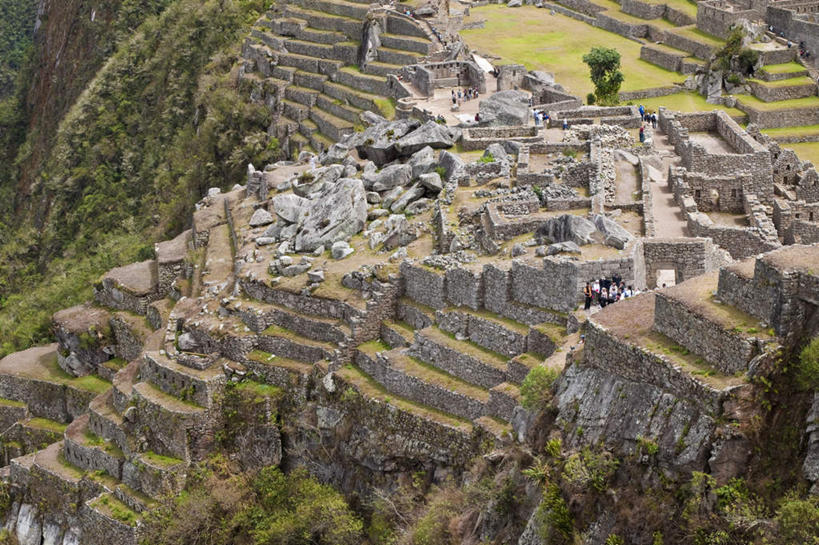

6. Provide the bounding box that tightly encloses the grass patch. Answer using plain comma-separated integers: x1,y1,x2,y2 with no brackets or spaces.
90,493,139,526
533,322,569,343
357,339,390,355
434,328,509,368
45,355,112,393
748,76,816,88
760,61,806,74
142,450,184,468
761,124,819,138
374,97,396,120
0,397,25,408
671,25,723,47
392,351,490,401
235,380,284,401
461,4,684,97
737,94,819,111
27,417,67,434
633,91,744,116
102,357,128,372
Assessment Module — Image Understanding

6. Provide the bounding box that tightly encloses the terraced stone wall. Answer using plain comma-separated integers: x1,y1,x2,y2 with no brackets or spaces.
697,1,757,38
786,218,819,243
640,45,684,72
643,238,728,287
748,79,817,102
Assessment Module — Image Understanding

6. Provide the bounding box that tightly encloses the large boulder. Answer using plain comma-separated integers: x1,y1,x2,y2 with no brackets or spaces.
438,150,465,181
294,178,368,252
592,214,633,249
319,143,350,165
345,119,421,166
394,120,456,155
382,214,418,250
418,172,443,193
390,183,425,213
293,165,344,197
478,90,530,126
409,146,437,179
249,208,275,227
368,164,413,192
535,214,597,246
272,193,309,224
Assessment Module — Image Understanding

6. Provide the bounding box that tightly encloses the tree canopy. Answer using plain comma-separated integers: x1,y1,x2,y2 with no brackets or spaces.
582,47,624,106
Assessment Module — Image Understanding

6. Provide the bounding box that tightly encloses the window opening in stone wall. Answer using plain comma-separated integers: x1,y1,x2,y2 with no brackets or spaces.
656,269,676,288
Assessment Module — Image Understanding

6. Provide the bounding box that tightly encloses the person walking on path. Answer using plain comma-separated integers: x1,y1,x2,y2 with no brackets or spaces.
639,124,645,143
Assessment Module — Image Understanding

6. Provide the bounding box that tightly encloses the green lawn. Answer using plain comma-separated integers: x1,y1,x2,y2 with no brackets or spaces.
671,26,723,47
784,142,819,167
461,4,684,97
748,76,816,88
761,124,819,138
761,61,807,75
627,91,744,117
648,0,697,18
737,94,819,111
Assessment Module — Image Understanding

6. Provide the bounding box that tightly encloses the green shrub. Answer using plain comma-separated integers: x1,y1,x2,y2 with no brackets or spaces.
535,484,573,545
478,153,494,164
795,337,819,391
586,92,596,105
775,495,819,544
605,535,625,545
520,366,559,411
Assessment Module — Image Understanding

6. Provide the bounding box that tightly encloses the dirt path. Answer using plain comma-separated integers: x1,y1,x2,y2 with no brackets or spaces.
648,130,689,238
614,159,639,205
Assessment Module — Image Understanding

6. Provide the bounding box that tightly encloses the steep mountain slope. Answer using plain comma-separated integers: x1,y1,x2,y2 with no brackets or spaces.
0,0,275,356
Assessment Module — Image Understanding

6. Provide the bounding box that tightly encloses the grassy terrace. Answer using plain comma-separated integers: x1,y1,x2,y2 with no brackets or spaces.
142,450,184,468
27,417,68,434
631,91,745,117
592,293,745,389
748,76,817,88
760,61,806,74
648,0,697,18
669,25,723,47
335,363,473,432
762,124,819,138
89,493,139,526
387,349,491,401
736,94,819,111
430,327,509,368
461,4,684,96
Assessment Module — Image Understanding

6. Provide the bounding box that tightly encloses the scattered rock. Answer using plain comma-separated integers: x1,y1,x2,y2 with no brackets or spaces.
511,243,527,256
368,208,390,220
390,183,425,213
418,172,443,193
331,241,355,259
394,120,456,155
249,208,274,227
177,332,199,352
369,163,413,192
438,150,465,181
592,214,634,249
307,270,325,283
507,0,522,6
295,178,368,252
408,146,437,179
535,214,597,246
272,193,309,224
406,198,432,215
545,241,582,255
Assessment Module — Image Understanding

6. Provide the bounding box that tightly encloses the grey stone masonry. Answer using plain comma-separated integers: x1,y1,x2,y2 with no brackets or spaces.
653,292,764,374
401,261,447,309
487,383,520,421
408,327,508,389
435,309,528,358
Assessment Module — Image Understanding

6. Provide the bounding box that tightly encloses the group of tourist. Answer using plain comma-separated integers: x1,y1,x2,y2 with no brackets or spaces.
582,275,639,310
451,88,480,108
533,110,552,127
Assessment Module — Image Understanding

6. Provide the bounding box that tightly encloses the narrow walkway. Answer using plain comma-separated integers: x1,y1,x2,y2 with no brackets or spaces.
648,129,689,238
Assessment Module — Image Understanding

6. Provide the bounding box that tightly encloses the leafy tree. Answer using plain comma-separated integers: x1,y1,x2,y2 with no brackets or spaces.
520,365,559,411
582,47,624,106
795,337,819,391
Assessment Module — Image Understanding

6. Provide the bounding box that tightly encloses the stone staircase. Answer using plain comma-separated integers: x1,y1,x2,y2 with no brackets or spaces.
240,0,438,155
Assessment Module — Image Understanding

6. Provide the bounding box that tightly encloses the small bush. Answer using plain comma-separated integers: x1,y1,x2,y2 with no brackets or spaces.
535,484,573,545
520,366,559,411
434,166,446,178
605,535,625,545
479,153,495,164
586,92,596,105
775,495,819,544
795,337,819,391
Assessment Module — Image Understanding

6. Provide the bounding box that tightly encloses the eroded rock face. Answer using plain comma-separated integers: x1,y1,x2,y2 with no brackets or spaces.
346,119,421,166
592,214,634,249
394,120,456,155
535,214,597,246
294,178,368,252
478,90,530,126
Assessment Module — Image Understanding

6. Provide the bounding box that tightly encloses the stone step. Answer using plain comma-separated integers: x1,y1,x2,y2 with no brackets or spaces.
284,38,337,60
651,271,777,375
122,451,187,499
284,84,321,107
84,492,140,541
487,382,521,422
436,308,530,358
314,93,363,123
296,0,371,21
229,299,351,344
294,70,329,91
141,352,226,408
376,45,422,67
290,131,311,150
283,6,365,40
333,41,360,65
310,106,355,141
380,321,414,348
757,64,809,82
130,381,208,460
379,32,432,55
258,321,336,363
355,345,489,420
334,360,475,435
299,118,320,138
309,131,335,153
281,99,311,122
271,64,298,82
363,60,404,77
506,352,543,385
94,259,160,315
276,114,300,134
88,392,130,456
201,223,234,297
297,25,348,45
409,326,508,389
245,350,315,387
251,28,285,51
397,297,436,330
748,77,818,102
321,80,380,112
63,414,125,480
335,66,390,95
32,441,84,487
277,52,343,76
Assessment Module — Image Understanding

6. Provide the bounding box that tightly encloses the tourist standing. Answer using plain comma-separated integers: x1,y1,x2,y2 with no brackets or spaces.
639,125,645,143
583,282,593,311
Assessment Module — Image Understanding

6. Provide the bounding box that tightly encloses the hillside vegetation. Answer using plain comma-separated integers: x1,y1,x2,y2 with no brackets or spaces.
0,0,278,355
0,0,37,98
